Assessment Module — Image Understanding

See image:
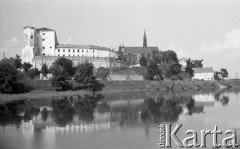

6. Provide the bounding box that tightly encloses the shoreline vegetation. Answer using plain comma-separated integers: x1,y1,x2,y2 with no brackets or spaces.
0,80,221,102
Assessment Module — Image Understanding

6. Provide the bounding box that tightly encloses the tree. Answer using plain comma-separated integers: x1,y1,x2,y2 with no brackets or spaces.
162,50,178,64
139,54,148,67
96,67,110,80
14,55,22,69
27,68,40,79
41,63,49,77
52,74,69,91
74,62,99,91
22,62,32,72
146,60,162,80
220,68,228,78
51,57,73,77
185,59,194,78
214,72,221,81
193,59,203,68
0,63,18,93
0,55,22,69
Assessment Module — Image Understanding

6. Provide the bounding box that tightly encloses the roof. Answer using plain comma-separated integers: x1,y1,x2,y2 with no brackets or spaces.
179,58,188,62
193,67,214,73
37,27,55,32
123,46,159,54
56,44,116,52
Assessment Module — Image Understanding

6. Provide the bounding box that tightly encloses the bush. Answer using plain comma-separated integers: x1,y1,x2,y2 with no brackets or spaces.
74,62,104,92
27,68,40,79
0,63,18,93
96,67,110,80
52,75,70,91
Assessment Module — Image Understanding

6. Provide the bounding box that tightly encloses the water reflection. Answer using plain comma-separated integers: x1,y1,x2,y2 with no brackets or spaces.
0,89,239,131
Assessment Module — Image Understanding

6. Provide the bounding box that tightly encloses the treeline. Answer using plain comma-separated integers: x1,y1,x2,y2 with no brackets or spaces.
117,50,204,80
0,55,104,93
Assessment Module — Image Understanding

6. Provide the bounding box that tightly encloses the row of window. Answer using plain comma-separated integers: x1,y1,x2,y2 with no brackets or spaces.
57,49,94,53
57,54,95,57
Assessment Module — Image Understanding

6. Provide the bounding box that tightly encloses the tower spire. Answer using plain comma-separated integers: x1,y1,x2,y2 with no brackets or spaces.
143,30,147,48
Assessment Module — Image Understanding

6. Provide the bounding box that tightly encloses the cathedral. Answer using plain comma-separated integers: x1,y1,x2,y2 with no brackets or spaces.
119,31,159,65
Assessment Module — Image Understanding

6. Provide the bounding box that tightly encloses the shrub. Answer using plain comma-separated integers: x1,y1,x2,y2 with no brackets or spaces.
27,68,40,79
96,67,110,80
41,63,49,77
74,62,104,92
52,75,69,91
0,63,18,93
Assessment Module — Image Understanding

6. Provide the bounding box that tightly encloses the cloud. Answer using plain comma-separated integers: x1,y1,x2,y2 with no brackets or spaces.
199,29,240,78
201,29,240,53
8,37,20,44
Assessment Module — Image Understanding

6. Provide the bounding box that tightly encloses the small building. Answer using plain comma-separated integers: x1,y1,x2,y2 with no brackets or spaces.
179,58,188,71
192,67,214,81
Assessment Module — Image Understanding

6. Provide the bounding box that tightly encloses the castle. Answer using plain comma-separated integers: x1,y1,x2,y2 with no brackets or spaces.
22,26,121,70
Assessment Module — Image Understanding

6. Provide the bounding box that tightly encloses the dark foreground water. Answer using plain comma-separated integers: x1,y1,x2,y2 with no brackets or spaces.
0,88,240,149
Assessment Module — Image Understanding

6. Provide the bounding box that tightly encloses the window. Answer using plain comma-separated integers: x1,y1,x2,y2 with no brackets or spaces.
69,54,70,56
43,47,45,49
31,36,33,39
63,49,65,52
43,53,45,56
86,50,88,53
58,49,60,52
43,33,45,35
78,49,79,52
82,55,84,57
78,55,79,57
63,54,65,56
82,49,84,53
73,49,75,52
50,47,52,49
58,54,60,56
68,49,70,52
93,55,94,57
43,39,45,41
93,50,94,53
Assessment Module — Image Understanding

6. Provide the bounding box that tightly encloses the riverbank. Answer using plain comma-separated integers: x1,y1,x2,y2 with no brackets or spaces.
0,80,219,102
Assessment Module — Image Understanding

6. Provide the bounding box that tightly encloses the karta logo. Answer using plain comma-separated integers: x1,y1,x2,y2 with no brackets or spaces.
159,124,240,148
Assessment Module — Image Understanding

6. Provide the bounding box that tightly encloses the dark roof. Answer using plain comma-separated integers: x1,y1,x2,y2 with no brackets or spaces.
56,44,115,52
193,67,214,73
123,46,159,54
37,27,55,32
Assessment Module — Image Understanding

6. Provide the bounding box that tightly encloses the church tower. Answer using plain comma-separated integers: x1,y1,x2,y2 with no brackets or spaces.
143,30,147,48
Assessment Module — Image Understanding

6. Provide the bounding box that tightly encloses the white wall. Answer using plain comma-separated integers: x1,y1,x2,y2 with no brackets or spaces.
193,72,214,80
39,31,56,56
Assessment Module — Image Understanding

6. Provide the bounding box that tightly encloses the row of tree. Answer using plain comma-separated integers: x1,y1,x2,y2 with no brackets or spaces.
138,50,204,80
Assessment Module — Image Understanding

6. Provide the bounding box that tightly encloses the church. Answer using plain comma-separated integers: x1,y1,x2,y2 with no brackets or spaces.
119,31,159,65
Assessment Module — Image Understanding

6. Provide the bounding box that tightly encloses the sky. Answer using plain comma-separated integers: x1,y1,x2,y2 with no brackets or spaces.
0,0,240,78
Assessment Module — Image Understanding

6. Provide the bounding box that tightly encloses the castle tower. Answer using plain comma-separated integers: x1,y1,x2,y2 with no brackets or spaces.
143,30,147,48
22,26,37,64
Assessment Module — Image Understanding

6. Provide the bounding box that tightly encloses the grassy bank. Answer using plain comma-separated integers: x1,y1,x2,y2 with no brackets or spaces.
0,80,219,101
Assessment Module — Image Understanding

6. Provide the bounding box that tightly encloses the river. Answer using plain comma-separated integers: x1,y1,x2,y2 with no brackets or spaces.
0,88,240,149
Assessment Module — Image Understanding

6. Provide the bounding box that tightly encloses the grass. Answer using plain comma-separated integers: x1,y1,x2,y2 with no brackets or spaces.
0,80,219,102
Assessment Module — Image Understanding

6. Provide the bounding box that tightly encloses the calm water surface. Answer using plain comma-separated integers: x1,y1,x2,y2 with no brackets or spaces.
0,89,240,149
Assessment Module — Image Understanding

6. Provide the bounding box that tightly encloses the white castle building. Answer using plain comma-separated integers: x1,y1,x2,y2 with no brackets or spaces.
22,26,121,70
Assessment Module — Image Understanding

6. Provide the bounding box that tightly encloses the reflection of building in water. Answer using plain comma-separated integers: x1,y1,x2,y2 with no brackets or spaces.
182,94,215,115
193,94,215,107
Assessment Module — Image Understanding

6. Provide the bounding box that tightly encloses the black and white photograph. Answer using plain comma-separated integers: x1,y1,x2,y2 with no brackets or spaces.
0,0,240,148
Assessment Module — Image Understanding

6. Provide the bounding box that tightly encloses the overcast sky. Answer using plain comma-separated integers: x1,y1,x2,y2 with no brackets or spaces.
0,0,240,78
